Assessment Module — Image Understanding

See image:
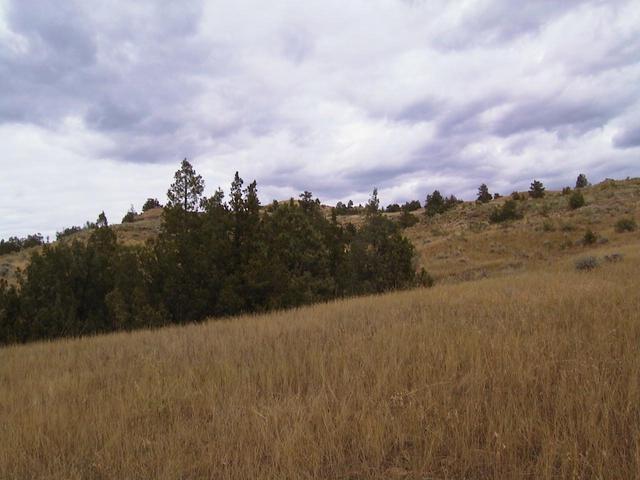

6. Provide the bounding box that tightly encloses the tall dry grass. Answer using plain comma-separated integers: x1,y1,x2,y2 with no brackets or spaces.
1,247,639,479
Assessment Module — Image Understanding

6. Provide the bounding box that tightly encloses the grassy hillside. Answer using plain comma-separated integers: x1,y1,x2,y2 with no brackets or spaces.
2,178,639,288
1,242,639,479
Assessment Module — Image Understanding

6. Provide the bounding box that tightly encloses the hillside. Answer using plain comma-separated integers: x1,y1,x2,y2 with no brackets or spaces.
2,177,639,286
1,241,639,479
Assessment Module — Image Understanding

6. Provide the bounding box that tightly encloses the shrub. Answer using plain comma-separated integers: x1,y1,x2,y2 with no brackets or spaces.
489,200,523,223
417,268,434,288
511,191,524,201
615,217,637,233
402,200,421,212
397,210,419,229
122,205,137,223
583,229,597,245
542,219,555,232
575,256,598,271
604,253,623,263
562,186,572,195
568,191,585,210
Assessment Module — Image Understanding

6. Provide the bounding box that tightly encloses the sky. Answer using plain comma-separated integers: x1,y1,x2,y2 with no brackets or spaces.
1,0,639,240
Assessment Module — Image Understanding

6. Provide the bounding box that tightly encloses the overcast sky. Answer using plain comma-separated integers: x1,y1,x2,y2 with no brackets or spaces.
1,0,639,239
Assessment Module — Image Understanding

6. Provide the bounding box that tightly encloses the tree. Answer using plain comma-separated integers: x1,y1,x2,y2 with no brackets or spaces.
142,198,162,212
489,199,523,223
477,184,492,203
122,205,137,223
386,203,401,213
365,188,380,216
166,158,205,212
529,180,545,199
575,174,589,189
424,190,445,217
97,211,109,228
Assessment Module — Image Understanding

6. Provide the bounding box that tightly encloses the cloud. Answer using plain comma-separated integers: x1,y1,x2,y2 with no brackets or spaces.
1,0,639,238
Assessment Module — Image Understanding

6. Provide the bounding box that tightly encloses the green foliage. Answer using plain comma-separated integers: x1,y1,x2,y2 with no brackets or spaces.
562,186,572,195
385,203,401,213
424,190,460,217
575,173,589,189
122,205,137,223
56,226,82,241
142,198,162,212
402,200,421,211
166,158,204,212
397,209,419,229
489,200,523,223
615,217,637,233
511,191,525,201
477,183,492,203
1,162,420,346
0,233,45,255
568,191,585,210
529,180,546,198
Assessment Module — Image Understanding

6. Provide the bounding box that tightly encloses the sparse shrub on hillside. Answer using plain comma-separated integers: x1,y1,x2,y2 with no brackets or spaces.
560,222,575,232
142,198,162,212
542,219,555,232
575,256,598,271
568,191,586,210
562,186,572,195
424,190,461,217
576,173,589,189
540,203,552,217
511,191,525,201
604,253,623,263
615,217,637,233
477,183,492,203
493,193,501,200
529,180,546,198
417,268,434,287
121,205,137,223
583,229,597,245
489,199,523,223
397,209,419,229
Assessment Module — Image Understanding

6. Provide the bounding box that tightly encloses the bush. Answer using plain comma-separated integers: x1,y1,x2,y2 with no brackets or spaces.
562,186,572,195
615,217,637,233
489,200,523,223
402,200,421,212
510,191,525,201
398,210,419,229
542,219,555,232
575,256,598,271
604,253,623,263
583,229,597,245
417,268,434,288
568,191,585,210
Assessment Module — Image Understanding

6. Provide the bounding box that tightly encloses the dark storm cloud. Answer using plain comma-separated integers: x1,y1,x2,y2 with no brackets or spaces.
613,126,640,149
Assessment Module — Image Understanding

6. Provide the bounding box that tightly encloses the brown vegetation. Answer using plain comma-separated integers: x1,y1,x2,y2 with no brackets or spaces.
1,243,639,479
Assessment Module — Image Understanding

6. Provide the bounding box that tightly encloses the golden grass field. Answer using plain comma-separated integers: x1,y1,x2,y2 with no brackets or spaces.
1,240,639,479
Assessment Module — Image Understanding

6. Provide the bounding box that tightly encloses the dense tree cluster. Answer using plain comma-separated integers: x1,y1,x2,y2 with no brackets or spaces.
424,190,461,217
0,161,423,345
0,234,45,255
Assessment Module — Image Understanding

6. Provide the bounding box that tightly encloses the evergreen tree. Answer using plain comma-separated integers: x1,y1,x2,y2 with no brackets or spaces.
575,174,588,189
529,180,546,198
477,184,492,203
142,198,162,212
424,190,445,217
166,158,204,212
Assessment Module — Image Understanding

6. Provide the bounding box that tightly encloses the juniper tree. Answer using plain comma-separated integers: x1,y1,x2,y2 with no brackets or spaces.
477,183,492,203
529,180,546,199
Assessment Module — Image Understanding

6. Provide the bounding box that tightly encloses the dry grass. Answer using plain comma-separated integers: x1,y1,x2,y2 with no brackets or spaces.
1,243,639,479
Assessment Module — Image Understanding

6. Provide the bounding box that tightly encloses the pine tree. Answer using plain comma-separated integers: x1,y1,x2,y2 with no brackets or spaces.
166,158,204,212
477,183,492,203
529,180,546,199
575,174,588,189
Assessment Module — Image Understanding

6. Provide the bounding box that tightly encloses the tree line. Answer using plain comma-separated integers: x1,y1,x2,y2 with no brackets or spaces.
0,160,425,345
